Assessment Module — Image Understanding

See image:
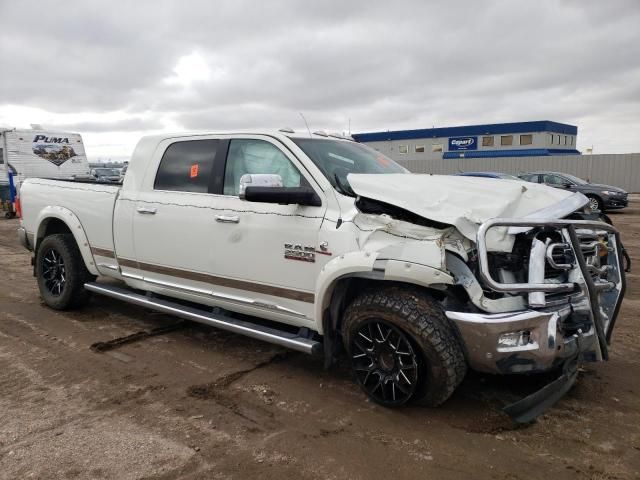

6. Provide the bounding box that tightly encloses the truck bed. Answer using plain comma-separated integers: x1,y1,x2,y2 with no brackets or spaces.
19,178,120,256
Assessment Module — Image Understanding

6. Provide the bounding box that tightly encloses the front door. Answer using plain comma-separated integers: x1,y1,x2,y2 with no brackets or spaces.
208,136,329,321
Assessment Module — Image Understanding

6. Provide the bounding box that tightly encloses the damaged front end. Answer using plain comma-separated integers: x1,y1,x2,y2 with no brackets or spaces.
445,216,626,422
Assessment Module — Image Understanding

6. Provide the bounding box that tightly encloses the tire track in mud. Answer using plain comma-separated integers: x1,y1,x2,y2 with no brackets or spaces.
186,351,296,427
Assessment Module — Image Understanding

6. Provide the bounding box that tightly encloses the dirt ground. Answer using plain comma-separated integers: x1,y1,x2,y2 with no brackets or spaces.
1,201,639,480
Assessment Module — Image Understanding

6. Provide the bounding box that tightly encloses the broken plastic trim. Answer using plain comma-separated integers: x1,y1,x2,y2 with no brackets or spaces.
503,355,579,424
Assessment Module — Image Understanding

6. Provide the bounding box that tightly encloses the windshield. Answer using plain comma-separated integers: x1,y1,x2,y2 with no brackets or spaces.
559,173,587,184
292,138,406,194
95,168,119,176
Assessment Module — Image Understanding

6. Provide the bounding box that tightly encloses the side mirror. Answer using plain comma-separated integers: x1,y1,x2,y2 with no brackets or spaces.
238,174,283,199
239,174,321,206
563,183,573,188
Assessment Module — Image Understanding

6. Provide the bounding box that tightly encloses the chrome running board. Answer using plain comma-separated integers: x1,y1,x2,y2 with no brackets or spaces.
84,282,322,355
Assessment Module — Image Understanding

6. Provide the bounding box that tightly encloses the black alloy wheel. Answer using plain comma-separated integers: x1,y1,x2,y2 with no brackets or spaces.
42,248,67,296
350,319,420,406
36,233,94,310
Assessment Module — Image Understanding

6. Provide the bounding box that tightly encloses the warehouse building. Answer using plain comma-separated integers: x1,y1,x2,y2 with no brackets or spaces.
352,120,580,161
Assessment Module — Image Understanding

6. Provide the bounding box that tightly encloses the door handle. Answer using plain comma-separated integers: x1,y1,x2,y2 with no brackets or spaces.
215,214,240,223
136,207,157,215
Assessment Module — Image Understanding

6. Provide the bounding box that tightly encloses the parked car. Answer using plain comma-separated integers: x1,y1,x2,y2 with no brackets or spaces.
119,163,128,182
519,171,628,212
456,172,521,180
90,167,122,183
17,130,627,422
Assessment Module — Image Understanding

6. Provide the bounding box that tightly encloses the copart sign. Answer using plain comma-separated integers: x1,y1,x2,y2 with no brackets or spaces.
448,137,477,151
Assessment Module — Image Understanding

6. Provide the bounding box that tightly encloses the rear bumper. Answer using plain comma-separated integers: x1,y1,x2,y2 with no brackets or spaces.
445,306,596,374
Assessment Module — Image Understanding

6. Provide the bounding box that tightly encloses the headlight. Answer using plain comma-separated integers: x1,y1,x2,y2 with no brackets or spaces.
601,190,614,196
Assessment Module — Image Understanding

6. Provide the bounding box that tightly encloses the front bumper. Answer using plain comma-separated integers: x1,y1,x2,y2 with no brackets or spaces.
446,306,596,374
604,195,628,209
447,217,626,375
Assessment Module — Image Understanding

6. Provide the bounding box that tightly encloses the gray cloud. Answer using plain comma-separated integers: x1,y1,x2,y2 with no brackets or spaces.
48,117,164,133
1,0,639,156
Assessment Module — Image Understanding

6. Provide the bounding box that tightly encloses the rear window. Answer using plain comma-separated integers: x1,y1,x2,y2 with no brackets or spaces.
154,140,219,193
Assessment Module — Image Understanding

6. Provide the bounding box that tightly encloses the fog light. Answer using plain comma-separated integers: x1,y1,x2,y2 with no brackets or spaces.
498,330,532,348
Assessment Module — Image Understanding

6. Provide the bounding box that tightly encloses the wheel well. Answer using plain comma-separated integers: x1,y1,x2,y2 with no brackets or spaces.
336,276,444,308
40,218,73,238
586,193,602,204
324,277,448,343
34,218,75,270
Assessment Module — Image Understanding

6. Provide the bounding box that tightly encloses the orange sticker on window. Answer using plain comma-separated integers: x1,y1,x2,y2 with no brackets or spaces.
190,164,199,178
377,156,390,166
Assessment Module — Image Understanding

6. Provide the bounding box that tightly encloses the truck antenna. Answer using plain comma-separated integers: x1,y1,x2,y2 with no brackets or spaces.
299,113,312,138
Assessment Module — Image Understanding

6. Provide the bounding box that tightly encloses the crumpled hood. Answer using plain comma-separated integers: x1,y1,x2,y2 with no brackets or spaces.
347,174,584,245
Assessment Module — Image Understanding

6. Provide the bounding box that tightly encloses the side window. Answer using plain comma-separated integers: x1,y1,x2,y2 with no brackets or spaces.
542,174,564,185
223,139,302,196
154,140,219,193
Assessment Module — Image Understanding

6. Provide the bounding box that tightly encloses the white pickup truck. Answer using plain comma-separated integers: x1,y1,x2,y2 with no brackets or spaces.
17,130,627,422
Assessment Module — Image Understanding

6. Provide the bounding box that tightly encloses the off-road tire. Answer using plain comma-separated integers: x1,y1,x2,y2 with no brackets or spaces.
342,286,467,407
36,234,94,310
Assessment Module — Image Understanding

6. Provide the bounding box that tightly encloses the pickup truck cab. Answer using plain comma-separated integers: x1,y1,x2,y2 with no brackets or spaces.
17,130,627,421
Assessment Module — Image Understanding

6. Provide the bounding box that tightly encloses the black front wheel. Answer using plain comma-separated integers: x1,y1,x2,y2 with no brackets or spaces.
350,319,421,406
342,287,467,407
36,234,94,310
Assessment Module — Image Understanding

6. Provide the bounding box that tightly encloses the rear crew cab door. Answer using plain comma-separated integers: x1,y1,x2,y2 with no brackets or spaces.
127,137,224,296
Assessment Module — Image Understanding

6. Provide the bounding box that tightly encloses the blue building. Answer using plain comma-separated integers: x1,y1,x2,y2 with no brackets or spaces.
352,120,580,160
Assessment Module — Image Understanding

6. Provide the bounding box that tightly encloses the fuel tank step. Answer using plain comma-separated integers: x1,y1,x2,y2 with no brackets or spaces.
84,282,322,355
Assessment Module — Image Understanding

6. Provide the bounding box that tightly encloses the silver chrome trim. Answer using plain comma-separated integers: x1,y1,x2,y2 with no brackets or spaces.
84,282,321,355
546,242,574,270
97,263,119,271
528,238,548,307
445,308,592,374
140,274,307,318
143,275,212,296
121,271,144,281
477,218,619,293
215,214,240,223
136,206,157,215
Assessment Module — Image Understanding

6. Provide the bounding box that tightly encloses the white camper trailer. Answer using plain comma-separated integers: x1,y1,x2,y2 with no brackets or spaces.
0,129,91,197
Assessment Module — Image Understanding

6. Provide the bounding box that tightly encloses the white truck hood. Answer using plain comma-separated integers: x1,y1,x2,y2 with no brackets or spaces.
347,174,588,249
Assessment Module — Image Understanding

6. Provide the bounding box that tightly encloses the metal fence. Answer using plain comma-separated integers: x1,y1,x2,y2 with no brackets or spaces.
396,153,640,192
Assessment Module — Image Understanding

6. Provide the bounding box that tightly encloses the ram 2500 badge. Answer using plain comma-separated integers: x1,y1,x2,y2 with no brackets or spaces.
17,130,627,422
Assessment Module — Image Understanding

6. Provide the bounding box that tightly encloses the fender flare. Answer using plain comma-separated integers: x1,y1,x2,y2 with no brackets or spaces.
34,206,99,276
314,251,454,334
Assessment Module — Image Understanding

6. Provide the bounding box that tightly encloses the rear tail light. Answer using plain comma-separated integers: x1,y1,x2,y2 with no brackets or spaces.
14,196,22,218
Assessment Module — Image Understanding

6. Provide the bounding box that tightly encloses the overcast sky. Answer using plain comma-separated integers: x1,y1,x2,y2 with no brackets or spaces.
1,0,639,162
